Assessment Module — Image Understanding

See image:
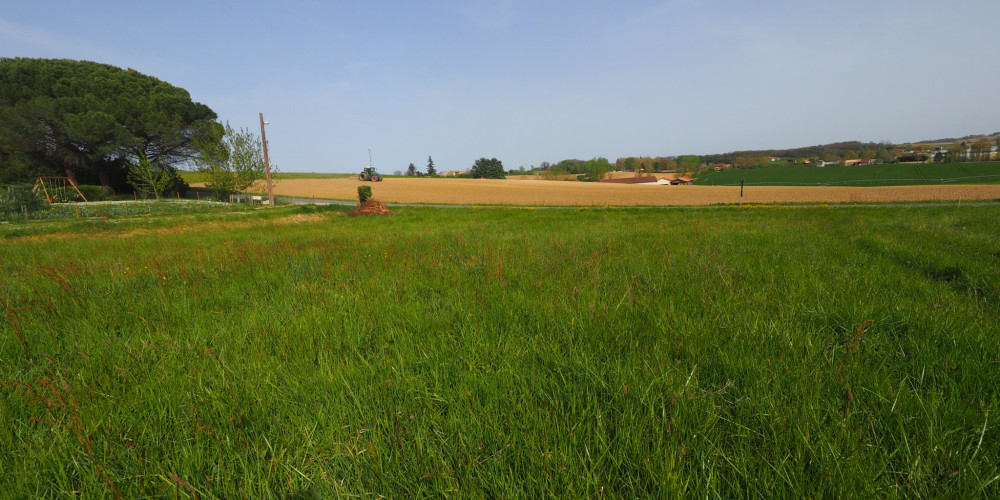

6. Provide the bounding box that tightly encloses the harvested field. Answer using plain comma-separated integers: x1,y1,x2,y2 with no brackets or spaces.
235,178,1000,206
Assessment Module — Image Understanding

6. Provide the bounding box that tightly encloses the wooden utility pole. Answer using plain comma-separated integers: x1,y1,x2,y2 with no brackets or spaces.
259,112,275,206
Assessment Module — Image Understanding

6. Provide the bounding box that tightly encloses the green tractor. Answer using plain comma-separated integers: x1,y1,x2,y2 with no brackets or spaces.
359,166,383,182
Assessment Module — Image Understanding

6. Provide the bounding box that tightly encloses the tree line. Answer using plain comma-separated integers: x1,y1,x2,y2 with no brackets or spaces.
404,135,997,181
524,155,700,178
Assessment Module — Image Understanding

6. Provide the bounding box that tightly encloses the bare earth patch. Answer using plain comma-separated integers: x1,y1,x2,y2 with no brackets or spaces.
239,178,1000,206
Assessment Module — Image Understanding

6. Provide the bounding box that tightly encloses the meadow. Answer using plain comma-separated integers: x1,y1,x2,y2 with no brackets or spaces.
694,161,1000,186
2,203,999,498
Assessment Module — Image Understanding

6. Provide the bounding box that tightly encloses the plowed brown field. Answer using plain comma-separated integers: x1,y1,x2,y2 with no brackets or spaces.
236,178,1000,206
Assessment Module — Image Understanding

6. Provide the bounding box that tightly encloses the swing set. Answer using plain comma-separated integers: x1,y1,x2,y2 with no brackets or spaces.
33,177,88,203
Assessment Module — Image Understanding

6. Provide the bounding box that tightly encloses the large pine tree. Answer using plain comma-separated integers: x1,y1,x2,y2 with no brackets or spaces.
0,58,217,188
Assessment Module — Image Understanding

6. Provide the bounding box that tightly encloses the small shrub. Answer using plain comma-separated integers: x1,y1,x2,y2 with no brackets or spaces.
297,204,344,215
0,184,46,220
75,184,114,202
358,185,372,203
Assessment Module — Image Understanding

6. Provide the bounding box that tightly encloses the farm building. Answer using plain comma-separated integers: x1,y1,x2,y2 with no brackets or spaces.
671,177,693,185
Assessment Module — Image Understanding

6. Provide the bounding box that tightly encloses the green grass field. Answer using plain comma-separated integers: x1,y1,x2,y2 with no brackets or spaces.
2,204,999,497
695,161,1000,186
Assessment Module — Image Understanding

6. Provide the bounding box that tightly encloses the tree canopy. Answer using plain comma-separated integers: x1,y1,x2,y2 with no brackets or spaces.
470,157,505,179
0,58,217,188
537,158,611,180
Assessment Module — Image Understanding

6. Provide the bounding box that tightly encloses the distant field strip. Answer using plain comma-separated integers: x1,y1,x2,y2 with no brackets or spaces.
228,177,1000,206
695,161,1000,187
703,174,1000,186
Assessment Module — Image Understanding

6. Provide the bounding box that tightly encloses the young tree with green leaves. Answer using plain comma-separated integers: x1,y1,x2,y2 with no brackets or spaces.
426,156,436,176
621,157,639,172
677,155,701,174
876,148,896,164
581,157,610,181
194,122,270,200
127,152,179,200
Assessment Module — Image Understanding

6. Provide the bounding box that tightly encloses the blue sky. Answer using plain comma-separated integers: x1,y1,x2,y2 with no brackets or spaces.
2,1,999,173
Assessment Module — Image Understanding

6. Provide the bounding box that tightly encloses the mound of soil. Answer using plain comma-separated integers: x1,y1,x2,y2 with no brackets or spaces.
349,200,392,217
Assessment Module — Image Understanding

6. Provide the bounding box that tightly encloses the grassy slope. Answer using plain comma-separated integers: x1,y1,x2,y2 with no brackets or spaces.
2,205,999,497
695,161,1000,186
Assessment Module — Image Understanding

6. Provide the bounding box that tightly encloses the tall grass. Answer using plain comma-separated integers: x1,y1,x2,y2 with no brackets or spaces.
2,205,998,497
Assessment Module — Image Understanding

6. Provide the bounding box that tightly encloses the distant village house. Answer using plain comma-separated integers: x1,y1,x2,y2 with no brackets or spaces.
843,159,876,166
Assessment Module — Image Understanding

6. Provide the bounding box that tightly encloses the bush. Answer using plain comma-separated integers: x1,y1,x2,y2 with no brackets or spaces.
0,184,46,220
358,185,372,203
75,184,114,202
296,204,343,215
